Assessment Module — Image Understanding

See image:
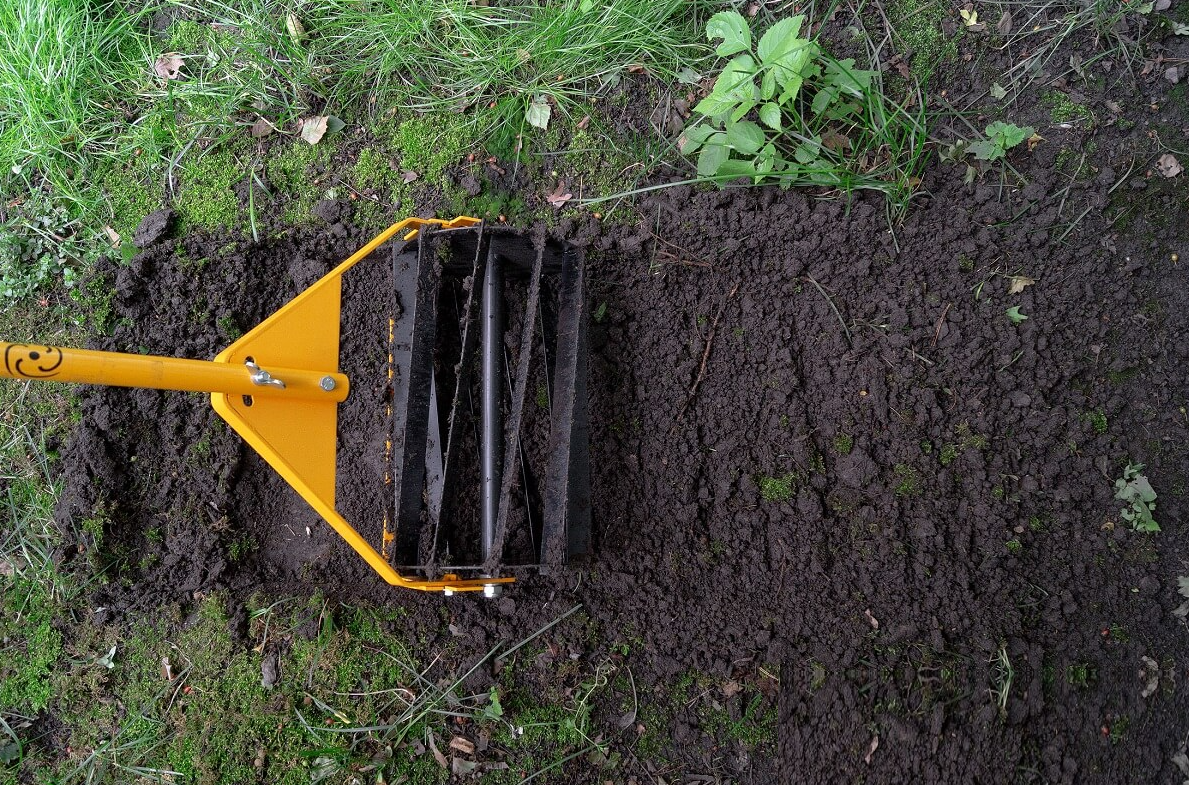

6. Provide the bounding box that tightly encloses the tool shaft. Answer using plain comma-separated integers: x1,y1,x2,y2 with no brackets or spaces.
480,247,503,563
0,341,348,401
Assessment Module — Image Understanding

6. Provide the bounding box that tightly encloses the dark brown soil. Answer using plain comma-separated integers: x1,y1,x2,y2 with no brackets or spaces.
50,24,1189,785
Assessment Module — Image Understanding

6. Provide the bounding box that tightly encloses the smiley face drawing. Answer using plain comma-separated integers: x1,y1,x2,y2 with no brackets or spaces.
4,344,64,379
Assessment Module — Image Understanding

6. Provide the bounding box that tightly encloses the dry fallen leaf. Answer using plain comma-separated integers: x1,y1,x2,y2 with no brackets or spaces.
452,757,480,776
1027,132,1045,151
996,10,1013,34
299,116,329,145
1008,275,1035,294
1105,100,1123,114
449,736,476,756
102,225,121,248
546,181,573,208
864,734,880,764
721,679,744,698
1157,153,1183,178
427,731,449,770
286,13,305,44
250,117,275,138
402,170,419,184
161,656,175,681
153,53,183,80
864,608,879,629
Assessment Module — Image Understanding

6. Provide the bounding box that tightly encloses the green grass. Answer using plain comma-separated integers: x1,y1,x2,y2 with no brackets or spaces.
1,0,710,302
309,0,708,129
0,0,150,206
886,0,957,81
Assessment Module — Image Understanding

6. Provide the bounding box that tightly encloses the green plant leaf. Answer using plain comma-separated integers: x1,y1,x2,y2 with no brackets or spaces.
777,74,806,106
967,139,1001,161
757,16,804,62
1005,305,1028,324
726,120,765,154
986,121,1033,150
810,85,835,115
794,135,822,164
760,69,776,100
824,58,875,97
717,158,758,180
706,11,751,56
759,102,782,130
679,123,716,154
729,100,757,123
697,133,729,176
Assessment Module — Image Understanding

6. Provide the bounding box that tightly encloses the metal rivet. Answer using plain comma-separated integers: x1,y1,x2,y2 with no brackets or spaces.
320,376,337,391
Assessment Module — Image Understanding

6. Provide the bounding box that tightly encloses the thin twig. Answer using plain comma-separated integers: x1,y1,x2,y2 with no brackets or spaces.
674,281,741,427
932,303,951,348
804,275,852,347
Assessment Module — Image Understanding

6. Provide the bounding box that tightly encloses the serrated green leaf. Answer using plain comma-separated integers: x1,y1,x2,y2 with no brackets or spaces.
679,123,716,154
693,90,739,118
759,102,782,130
717,159,759,179
728,100,757,124
810,86,834,115
986,121,1033,149
967,139,1001,161
726,120,765,154
990,82,1007,100
1005,305,1028,324
757,15,805,65
760,69,776,100
825,58,875,96
794,136,821,164
696,134,729,176
706,11,751,56
779,75,805,106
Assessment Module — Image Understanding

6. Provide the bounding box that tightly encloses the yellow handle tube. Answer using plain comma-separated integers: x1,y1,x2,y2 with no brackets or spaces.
1,342,348,401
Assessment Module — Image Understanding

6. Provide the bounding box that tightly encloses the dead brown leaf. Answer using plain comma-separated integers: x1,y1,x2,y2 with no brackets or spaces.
427,731,449,770
449,736,475,756
864,609,879,629
153,53,184,80
546,181,573,208
864,734,880,764
1026,132,1044,151
0,559,13,578
452,757,480,776
1105,100,1123,114
299,116,329,145
102,226,121,248
577,115,591,130
285,13,305,44
821,130,852,152
1157,153,1183,178
721,680,744,698
1007,275,1035,294
250,117,275,138
996,10,1013,35
402,170,419,184
160,656,175,681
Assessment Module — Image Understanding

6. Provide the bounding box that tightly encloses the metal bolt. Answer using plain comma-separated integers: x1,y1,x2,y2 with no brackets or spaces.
443,587,455,597
483,583,498,599
320,376,337,391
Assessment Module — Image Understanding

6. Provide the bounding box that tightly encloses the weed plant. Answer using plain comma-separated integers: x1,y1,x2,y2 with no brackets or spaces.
678,10,929,221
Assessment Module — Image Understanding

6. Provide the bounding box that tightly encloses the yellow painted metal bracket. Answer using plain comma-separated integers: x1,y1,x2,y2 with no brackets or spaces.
1,216,514,594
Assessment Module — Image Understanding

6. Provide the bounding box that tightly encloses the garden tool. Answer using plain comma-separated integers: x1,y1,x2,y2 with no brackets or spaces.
0,216,590,595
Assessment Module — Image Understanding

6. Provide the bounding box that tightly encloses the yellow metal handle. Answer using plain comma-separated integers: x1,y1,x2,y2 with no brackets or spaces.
0,342,348,401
